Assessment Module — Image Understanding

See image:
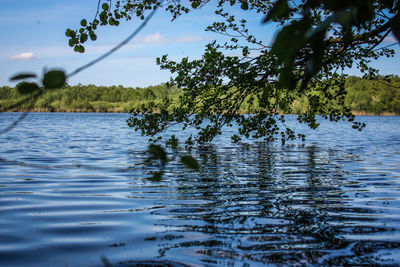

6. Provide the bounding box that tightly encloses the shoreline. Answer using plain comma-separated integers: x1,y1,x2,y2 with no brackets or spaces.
1,110,398,116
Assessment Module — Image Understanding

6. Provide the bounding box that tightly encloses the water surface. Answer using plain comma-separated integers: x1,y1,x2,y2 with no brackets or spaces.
0,113,400,266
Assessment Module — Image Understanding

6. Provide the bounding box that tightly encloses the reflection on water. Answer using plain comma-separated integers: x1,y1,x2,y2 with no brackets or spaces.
149,143,400,266
0,113,400,266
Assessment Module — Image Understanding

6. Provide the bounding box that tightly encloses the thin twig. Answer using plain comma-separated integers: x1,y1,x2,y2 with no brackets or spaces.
68,0,163,78
1,1,162,137
93,0,102,21
1,0,163,136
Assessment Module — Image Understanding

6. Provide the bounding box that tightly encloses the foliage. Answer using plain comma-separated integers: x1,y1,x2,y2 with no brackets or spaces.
2,77,399,115
0,83,180,112
66,0,399,145
345,75,400,114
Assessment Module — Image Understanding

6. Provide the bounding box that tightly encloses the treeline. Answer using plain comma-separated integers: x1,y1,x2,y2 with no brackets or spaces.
344,76,400,115
0,84,180,113
1,76,400,114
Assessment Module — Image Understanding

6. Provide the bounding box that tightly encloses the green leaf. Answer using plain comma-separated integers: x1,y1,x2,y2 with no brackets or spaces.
74,45,85,53
90,33,97,41
66,29,76,38
181,155,200,170
148,144,167,165
264,0,291,22
80,19,87,27
16,82,40,95
80,33,88,43
102,3,109,10
240,1,249,10
42,70,66,89
65,29,73,37
191,1,200,9
10,73,37,81
68,39,75,47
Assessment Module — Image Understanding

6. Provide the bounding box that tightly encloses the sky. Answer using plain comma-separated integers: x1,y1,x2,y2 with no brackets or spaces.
1,0,400,88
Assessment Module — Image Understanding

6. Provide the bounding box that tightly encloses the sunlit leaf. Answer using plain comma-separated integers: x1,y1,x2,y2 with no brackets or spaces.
42,70,66,89
16,82,40,95
10,73,36,81
181,155,200,170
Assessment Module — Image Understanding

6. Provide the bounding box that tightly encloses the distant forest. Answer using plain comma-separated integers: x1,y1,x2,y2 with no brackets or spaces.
1,76,400,115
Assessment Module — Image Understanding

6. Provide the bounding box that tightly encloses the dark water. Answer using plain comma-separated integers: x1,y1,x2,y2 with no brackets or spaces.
0,113,400,266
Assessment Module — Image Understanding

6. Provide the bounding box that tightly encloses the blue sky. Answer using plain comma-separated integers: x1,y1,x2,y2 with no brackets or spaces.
1,0,399,88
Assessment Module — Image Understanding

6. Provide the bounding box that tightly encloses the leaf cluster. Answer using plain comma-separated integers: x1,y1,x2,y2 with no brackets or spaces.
66,0,399,145
9,70,66,95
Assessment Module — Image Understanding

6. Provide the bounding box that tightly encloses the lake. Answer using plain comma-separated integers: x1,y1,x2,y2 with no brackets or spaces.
0,113,400,266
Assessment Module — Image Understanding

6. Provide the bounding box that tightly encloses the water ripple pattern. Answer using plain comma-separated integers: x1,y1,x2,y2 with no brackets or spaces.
0,113,399,266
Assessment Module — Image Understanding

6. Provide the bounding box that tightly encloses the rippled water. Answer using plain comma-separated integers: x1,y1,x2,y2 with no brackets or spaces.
0,113,400,266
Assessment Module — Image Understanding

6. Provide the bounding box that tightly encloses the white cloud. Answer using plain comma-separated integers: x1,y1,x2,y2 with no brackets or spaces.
137,33,205,45
10,52,38,61
142,33,168,44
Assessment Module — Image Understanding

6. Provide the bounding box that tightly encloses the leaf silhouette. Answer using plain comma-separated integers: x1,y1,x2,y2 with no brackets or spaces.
148,144,167,166
42,70,66,89
181,155,200,170
16,82,40,95
10,73,37,81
